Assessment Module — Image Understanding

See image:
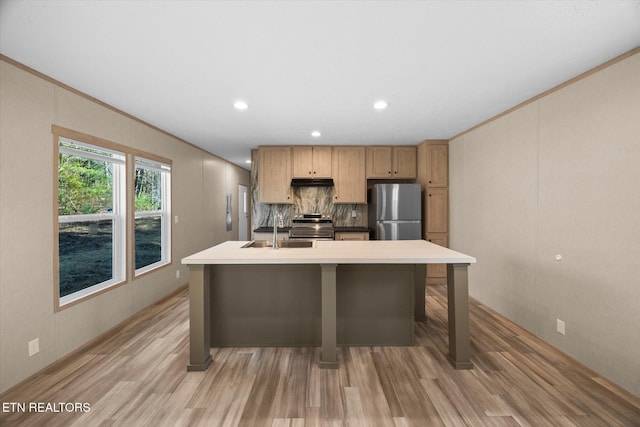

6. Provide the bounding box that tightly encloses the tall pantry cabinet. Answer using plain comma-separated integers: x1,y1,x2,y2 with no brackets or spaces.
418,140,449,285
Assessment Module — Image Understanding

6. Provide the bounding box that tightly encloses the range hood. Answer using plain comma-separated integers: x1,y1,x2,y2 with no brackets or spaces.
291,178,334,187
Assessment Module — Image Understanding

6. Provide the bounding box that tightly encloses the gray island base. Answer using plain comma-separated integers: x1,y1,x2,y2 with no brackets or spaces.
182,240,476,371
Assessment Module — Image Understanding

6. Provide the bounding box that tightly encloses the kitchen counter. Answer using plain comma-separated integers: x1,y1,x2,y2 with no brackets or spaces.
183,240,475,265
182,240,476,371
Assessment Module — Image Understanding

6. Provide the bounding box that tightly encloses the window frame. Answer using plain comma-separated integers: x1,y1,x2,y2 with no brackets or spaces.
53,126,173,311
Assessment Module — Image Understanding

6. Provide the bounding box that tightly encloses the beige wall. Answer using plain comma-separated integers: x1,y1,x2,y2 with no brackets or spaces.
449,52,640,395
0,59,250,393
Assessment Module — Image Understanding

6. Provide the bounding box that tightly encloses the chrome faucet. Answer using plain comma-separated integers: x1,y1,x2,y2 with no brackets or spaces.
272,211,283,249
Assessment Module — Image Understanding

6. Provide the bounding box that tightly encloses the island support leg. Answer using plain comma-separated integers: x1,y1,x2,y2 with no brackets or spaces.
320,264,338,369
446,263,473,370
414,265,426,322
187,264,213,371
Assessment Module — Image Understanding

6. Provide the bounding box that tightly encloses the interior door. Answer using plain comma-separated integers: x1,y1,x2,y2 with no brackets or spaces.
238,185,248,240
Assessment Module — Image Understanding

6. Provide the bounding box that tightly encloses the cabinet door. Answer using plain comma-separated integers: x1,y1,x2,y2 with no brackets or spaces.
366,146,393,178
312,146,332,177
254,232,288,241
259,147,292,203
426,188,448,233
393,146,417,178
335,232,369,241
333,146,366,203
426,144,448,187
292,146,313,178
426,233,448,278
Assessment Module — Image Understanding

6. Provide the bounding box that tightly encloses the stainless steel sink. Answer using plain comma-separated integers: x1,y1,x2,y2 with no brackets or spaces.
241,240,314,249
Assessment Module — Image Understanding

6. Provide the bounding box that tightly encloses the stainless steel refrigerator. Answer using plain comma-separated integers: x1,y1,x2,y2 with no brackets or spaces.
368,183,422,240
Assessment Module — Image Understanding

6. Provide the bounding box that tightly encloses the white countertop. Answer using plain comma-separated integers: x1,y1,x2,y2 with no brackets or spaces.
182,240,476,265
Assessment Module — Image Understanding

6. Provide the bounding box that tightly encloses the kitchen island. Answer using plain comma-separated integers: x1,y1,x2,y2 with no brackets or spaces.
182,240,476,370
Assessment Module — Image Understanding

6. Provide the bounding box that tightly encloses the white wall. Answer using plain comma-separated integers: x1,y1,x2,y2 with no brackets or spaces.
449,52,640,395
0,59,249,393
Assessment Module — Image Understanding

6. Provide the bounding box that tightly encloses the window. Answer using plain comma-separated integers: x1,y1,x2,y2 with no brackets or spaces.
57,137,126,305
134,157,171,275
54,126,173,309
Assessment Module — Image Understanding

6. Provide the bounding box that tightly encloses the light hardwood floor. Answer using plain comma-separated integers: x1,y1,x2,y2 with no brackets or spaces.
1,285,638,426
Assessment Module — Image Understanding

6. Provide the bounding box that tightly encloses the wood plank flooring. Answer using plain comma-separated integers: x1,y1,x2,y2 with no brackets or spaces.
1,285,638,426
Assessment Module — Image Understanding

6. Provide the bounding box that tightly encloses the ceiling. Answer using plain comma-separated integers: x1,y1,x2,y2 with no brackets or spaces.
1,1,639,170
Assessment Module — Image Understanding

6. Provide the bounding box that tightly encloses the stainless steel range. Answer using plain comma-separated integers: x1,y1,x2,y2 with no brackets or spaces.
289,213,334,240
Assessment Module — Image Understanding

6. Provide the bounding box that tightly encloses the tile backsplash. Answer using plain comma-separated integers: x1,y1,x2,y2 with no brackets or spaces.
251,149,367,230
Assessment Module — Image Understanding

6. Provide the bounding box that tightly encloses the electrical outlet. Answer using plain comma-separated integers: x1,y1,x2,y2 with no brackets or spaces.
28,338,39,357
176,270,181,279
351,209,357,218
175,215,179,224
556,319,565,335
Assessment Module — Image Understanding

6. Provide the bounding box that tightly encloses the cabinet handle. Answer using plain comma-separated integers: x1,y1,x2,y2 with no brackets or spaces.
309,171,312,175
388,171,391,174
313,171,316,174
428,180,432,184
428,194,432,197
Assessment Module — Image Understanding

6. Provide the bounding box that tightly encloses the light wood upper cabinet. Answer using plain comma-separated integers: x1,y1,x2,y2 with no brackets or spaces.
393,146,417,178
366,146,393,178
313,146,332,177
366,146,417,179
292,146,313,178
292,146,332,178
426,143,448,187
332,146,366,204
259,146,292,204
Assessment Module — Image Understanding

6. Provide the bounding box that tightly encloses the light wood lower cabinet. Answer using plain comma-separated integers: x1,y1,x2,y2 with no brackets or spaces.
253,232,288,241
334,232,369,241
426,233,448,283
425,181,448,284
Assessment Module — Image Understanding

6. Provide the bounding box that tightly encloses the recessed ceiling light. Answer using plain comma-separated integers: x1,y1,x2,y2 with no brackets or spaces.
245,159,252,164
234,101,248,110
374,100,388,110
311,130,322,138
